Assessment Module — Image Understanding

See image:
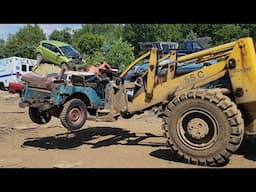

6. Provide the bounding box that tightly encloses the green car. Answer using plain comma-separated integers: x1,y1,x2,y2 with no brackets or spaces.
36,40,84,70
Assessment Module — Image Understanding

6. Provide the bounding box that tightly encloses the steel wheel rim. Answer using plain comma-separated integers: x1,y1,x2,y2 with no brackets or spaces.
177,109,218,150
68,106,84,126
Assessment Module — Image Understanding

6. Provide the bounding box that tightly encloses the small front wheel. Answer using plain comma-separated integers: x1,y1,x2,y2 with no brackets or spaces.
29,107,51,124
59,99,87,131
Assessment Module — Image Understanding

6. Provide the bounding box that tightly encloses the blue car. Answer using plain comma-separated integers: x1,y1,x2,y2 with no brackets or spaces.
123,59,217,82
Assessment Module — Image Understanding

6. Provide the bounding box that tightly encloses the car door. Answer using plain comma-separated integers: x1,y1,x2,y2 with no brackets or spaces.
41,43,53,62
47,44,62,64
55,47,65,64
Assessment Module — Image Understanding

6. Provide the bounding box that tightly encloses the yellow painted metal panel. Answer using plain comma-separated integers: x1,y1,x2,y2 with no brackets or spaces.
227,38,256,104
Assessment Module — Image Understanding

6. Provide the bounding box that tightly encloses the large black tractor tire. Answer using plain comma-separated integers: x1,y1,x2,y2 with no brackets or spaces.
162,89,244,166
29,107,52,124
59,98,87,131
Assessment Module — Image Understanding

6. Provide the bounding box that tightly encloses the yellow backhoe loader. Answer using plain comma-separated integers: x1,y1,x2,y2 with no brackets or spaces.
96,37,256,166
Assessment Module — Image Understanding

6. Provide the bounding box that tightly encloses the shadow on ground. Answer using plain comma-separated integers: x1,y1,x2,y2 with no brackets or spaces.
21,126,188,165
22,127,165,150
150,137,256,166
236,136,256,161
149,149,230,167
22,126,256,167
149,149,182,163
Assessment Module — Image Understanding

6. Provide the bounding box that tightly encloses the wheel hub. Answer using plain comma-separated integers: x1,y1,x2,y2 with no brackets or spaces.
69,108,81,122
187,118,209,139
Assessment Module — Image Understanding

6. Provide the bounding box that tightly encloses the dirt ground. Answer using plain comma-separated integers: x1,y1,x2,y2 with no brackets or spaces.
0,90,256,168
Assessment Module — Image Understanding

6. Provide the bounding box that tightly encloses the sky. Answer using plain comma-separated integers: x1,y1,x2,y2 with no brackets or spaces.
0,24,82,40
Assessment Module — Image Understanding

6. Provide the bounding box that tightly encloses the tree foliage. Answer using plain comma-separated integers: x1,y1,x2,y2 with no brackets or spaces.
0,39,5,59
241,24,256,40
5,24,46,59
178,24,250,46
82,51,105,67
73,33,104,55
186,30,198,40
73,24,123,44
181,24,222,38
49,28,72,44
123,24,183,55
1,23,256,69
211,24,249,45
104,38,135,70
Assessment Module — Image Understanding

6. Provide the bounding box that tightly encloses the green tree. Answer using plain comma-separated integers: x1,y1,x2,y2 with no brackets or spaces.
212,24,249,46
123,24,157,55
94,24,124,44
240,24,256,40
105,38,135,70
180,24,251,46
187,24,222,38
157,24,183,41
49,28,72,44
186,30,198,40
73,24,124,44
73,33,104,55
72,24,92,39
82,51,105,67
123,24,182,55
5,24,46,59
0,39,6,59
179,24,196,37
